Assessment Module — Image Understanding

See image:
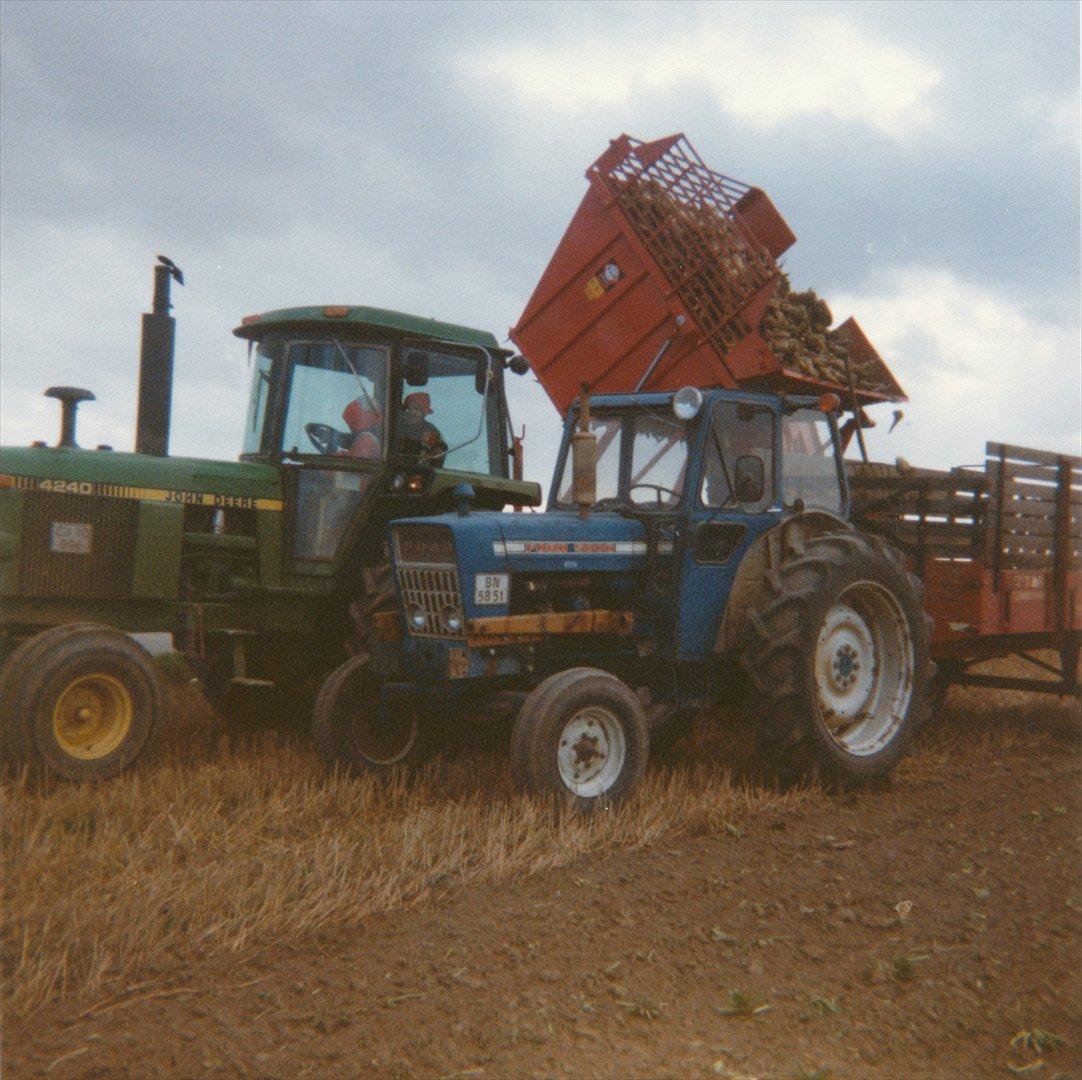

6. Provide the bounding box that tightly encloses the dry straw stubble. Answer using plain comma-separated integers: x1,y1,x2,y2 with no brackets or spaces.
1,682,802,1017
5,656,1074,1019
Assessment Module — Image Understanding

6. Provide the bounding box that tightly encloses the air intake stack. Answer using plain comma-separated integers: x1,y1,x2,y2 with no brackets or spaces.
135,255,183,456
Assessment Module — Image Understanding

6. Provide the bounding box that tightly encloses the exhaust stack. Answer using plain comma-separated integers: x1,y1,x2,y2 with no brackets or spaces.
135,255,183,456
571,384,597,521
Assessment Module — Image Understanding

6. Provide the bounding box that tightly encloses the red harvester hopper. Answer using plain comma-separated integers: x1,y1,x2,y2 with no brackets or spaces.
512,133,905,415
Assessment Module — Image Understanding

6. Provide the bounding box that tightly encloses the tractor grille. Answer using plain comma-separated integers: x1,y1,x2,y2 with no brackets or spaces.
20,492,137,599
392,526,465,639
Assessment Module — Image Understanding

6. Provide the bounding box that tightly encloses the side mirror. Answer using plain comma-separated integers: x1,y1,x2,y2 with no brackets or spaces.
404,350,430,386
474,360,493,396
734,454,765,505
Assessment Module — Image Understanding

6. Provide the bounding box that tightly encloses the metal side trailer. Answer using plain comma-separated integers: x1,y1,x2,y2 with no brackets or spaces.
848,443,1081,699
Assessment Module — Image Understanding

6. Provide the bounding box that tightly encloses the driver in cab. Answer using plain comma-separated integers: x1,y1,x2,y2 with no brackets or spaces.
396,391,447,466
339,398,382,459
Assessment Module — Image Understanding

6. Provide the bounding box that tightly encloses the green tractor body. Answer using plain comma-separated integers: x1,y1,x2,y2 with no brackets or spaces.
0,280,539,779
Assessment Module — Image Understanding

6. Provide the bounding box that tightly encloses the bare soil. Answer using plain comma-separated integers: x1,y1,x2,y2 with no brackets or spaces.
4,688,1081,1080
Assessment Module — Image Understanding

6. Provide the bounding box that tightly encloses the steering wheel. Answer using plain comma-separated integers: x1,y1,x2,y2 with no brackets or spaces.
628,483,680,511
305,422,349,455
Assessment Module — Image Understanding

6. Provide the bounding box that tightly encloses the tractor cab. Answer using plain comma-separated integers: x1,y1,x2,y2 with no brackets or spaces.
546,387,849,658
234,306,535,564
549,388,847,521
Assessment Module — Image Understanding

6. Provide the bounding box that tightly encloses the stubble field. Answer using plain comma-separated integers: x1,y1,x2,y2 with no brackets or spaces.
2,659,1079,1078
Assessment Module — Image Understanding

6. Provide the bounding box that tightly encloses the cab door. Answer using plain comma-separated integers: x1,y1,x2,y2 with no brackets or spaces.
675,396,782,660
275,340,390,575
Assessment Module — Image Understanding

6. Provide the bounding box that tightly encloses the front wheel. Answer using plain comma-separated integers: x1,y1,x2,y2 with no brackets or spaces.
510,668,649,809
741,532,931,784
311,654,431,774
0,623,163,781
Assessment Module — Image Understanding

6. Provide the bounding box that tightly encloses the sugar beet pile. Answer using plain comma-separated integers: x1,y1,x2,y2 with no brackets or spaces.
760,278,893,396
616,179,894,397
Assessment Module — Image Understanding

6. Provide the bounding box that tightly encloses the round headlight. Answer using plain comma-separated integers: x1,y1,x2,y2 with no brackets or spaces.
392,473,407,492
408,605,426,631
673,385,703,421
441,606,463,634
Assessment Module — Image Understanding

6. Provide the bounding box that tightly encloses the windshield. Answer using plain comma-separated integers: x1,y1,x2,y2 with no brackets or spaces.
556,409,690,508
394,347,495,473
283,341,388,457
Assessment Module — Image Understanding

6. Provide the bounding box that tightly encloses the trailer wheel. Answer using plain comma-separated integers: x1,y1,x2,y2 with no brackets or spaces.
741,532,931,784
311,653,430,774
0,624,162,781
511,668,649,809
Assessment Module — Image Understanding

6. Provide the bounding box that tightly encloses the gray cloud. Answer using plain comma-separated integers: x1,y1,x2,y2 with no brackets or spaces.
1,0,1078,478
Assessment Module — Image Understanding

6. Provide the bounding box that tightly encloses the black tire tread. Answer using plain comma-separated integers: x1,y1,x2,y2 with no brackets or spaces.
311,652,432,775
1,623,162,780
740,531,931,784
311,653,371,769
511,668,649,808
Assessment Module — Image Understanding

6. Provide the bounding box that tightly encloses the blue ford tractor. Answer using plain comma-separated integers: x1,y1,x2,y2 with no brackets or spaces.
312,385,931,805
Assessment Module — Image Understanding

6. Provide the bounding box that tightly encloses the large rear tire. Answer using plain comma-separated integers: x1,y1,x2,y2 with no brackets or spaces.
0,624,162,781
741,532,931,784
510,668,649,810
311,653,431,774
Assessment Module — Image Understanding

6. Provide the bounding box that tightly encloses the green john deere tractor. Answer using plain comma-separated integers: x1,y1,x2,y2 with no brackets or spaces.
0,258,539,780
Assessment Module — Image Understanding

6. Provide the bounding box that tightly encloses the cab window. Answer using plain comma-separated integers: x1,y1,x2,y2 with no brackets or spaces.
282,342,388,457
699,401,775,513
242,341,281,456
293,469,374,560
781,409,843,513
394,349,495,474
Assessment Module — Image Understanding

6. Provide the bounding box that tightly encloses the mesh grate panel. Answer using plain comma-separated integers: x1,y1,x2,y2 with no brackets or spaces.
20,492,137,599
594,135,778,353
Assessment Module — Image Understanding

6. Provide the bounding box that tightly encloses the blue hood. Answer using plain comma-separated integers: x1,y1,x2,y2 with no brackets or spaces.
392,509,660,576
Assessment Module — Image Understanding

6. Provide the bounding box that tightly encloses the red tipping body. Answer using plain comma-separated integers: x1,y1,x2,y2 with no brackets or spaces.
512,133,903,415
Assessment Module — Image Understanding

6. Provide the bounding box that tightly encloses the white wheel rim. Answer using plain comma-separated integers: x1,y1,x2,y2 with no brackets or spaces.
814,580,914,757
557,705,626,798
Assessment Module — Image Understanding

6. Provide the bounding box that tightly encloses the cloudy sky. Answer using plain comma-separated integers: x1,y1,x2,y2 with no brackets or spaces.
1,0,1078,489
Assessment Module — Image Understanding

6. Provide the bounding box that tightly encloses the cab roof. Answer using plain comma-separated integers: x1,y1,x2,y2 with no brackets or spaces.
232,305,502,351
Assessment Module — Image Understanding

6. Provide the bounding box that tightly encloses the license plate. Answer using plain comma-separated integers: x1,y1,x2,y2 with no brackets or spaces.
474,573,509,606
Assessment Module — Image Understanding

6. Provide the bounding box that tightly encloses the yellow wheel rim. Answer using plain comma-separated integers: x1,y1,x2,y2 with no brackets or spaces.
51,674,134,760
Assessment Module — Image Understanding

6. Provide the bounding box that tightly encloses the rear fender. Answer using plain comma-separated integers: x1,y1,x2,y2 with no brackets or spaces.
714,510,851,655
